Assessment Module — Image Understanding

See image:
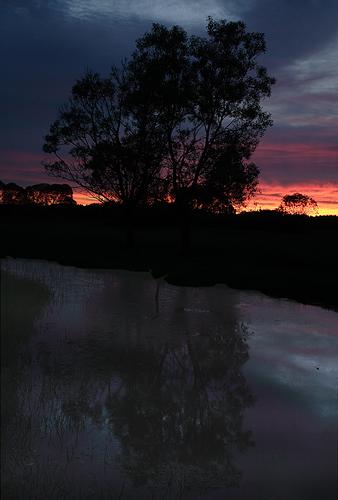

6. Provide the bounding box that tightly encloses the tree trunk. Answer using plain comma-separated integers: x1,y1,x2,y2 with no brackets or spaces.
179,212,191,255
176,195,191,255
125,223,135,249
123,203,136,249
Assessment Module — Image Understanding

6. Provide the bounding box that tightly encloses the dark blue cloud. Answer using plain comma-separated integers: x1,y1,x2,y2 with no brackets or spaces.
1,0,337,192
243,0,338,68
0,5,149,153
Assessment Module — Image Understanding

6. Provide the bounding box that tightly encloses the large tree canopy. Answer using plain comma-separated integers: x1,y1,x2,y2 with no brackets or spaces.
127,18,275,211
43,70,167,206
43,18,274,213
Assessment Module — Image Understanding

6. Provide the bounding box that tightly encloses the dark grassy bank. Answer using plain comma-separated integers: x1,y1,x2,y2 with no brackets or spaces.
1,204,337,311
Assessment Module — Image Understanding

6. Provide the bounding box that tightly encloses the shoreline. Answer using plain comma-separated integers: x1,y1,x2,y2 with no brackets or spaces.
1,205,337,312
2,252,337,312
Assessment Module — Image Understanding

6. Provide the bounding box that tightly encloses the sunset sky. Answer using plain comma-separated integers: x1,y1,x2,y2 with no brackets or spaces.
1,0,337,214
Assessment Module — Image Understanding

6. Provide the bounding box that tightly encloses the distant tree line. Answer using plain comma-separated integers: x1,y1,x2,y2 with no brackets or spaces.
0,181,76,206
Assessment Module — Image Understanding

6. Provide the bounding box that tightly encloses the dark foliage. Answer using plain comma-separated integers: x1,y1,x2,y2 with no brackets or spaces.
0,181,75,206
43,18,274,216
278,192,318,215
43,69,167,207
0,182,26,204
128,18,275,212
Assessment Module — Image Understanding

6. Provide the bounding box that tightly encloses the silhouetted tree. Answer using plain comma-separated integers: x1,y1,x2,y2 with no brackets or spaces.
0,181,76,205
43,18,274,249
26,183,74,205
0,180,4,203
0,181,75,206
43,70,166,205
190,146,259,214
0,182,26,204
128,18,275,250
278,193,318,215
43,70,167,246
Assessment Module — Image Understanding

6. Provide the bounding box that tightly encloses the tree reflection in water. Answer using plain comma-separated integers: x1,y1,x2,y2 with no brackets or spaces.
105,324,254,497
2,267,255,499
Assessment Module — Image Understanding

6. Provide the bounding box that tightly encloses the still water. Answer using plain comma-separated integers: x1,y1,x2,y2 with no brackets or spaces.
1,258,337,500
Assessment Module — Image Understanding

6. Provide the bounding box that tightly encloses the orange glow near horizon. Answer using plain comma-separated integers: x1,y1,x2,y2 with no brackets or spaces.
2,149,336,215
73,191,99,206
73,182,338,216
244,182,338,216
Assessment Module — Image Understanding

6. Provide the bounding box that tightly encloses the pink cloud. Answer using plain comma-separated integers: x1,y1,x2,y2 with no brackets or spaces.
0,150,50,185
1,147,337,214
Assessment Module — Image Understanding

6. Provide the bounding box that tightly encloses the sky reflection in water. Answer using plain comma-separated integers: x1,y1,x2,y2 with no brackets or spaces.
1,258,337,499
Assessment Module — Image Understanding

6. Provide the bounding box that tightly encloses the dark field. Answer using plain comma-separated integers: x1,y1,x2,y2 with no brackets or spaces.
1,204,337,310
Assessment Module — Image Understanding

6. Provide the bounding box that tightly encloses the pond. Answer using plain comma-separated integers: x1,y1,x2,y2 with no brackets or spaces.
1,258,337,499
